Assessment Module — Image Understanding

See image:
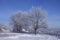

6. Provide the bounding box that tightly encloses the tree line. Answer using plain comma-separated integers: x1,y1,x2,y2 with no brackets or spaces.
10,7,47,35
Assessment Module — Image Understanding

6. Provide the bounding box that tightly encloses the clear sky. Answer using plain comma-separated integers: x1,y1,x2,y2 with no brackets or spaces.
0,0,60,28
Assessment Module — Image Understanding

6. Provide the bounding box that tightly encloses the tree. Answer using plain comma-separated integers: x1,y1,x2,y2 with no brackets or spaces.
10,11,28,33
0,22,7,32
0,23,3,31
26,7,47,34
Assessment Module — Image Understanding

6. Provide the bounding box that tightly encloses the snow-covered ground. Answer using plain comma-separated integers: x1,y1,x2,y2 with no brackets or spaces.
0,33,60,40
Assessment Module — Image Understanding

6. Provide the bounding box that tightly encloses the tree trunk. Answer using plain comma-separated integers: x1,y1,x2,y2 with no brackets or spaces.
34,28,37,35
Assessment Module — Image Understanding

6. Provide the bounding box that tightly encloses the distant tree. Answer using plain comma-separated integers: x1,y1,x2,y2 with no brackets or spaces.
0,23,6,32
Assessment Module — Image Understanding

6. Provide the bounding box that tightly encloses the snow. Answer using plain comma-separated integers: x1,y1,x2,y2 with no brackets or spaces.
0,33,60,40
22,29,29,32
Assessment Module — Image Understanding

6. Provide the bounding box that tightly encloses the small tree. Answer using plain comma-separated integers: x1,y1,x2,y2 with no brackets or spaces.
0,23,3,31
0,23,6,32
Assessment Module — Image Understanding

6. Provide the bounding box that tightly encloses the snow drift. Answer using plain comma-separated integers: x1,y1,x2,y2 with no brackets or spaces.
0,33,60,40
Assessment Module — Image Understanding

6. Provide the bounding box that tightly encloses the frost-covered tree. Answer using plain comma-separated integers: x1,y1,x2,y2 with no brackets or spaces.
10,11,28,33
11,11,23,32
26,7,47,34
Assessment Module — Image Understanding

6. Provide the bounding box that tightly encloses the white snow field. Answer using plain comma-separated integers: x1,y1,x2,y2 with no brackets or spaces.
0,33,60,40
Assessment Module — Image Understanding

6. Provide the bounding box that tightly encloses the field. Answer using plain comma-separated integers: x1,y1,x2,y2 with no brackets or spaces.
0,33,60,40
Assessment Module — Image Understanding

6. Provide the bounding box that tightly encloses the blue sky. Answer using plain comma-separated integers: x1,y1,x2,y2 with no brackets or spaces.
0,0,60,28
